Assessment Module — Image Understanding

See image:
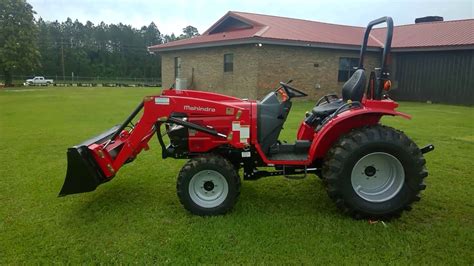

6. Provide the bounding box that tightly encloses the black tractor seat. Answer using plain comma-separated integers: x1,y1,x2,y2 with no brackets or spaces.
311,98,344,117
305,69,367,127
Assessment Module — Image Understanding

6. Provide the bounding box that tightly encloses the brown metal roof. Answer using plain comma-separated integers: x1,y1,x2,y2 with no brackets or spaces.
148,11,474,52
373,19,474,50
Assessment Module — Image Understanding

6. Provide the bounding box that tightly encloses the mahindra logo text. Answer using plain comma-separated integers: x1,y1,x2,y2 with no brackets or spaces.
183,105,216,112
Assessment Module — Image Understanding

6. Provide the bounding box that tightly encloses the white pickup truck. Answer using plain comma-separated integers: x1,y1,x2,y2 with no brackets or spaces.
24,76,54,86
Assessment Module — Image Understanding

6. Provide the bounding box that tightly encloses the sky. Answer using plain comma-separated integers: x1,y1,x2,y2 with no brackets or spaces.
29,0,473,35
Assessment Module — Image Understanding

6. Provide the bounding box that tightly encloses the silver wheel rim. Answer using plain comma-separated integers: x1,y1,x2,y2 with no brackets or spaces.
351,152,405,203
188,170,229,208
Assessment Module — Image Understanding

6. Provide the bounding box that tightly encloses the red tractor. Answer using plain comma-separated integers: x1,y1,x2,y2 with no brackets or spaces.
60,17,434,219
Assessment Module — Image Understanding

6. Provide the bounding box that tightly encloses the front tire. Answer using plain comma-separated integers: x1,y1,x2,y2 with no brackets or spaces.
322,125,428,220
177,154,241,216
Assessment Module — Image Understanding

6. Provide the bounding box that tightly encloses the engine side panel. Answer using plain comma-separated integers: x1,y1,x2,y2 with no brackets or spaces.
156,90,253,153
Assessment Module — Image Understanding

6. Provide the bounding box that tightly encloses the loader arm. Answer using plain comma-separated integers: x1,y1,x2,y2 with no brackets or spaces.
59,90,251,196
59,99,159,196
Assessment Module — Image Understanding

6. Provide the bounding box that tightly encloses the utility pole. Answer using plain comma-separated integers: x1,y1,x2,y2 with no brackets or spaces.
61,38,65,81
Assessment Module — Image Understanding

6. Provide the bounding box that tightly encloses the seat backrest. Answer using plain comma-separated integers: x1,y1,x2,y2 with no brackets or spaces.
342,69,366,102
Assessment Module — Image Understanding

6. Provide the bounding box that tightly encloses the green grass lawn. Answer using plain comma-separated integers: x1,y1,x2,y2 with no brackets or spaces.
1,87,473,264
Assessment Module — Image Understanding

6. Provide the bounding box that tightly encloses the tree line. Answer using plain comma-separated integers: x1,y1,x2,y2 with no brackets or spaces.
0,0,199,85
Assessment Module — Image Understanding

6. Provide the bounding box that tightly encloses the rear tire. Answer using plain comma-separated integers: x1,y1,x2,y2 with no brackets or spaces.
322,125,427,220
177,154,241,216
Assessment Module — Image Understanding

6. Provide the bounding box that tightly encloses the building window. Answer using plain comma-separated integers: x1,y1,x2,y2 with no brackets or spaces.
174,57,181,78
338,57,359,82
224,53,233,72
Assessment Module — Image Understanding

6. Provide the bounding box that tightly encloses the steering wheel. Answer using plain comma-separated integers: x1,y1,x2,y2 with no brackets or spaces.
316,93,339,106
279,81,308,99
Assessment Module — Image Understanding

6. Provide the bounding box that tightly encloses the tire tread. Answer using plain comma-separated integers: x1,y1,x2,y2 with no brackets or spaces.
322,125,428,220
177,154,241,216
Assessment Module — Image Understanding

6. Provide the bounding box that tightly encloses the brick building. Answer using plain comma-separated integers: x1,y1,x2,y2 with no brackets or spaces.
149,12,474,104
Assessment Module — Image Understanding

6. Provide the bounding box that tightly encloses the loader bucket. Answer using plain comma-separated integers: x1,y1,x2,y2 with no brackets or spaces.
58,145,106,196
58,125,120,196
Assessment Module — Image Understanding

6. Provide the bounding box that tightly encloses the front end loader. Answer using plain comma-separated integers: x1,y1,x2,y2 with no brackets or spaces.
59,17,434,220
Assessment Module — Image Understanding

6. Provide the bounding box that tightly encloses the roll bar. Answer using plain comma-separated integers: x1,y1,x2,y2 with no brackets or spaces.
358,16,393,100
358,16,393,72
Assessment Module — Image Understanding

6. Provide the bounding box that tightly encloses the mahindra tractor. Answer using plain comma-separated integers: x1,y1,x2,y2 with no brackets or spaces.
59,17,434,220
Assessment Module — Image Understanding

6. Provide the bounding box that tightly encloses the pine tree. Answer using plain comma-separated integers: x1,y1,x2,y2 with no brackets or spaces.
0,0,40,85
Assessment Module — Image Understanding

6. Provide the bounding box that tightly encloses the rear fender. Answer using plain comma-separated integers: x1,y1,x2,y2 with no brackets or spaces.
309,109,410,160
